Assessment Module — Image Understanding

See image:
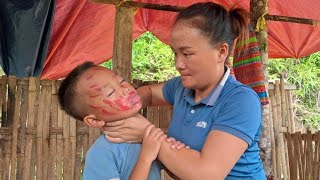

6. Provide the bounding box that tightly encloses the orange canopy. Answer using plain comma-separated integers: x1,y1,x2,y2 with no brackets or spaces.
41,0,320,79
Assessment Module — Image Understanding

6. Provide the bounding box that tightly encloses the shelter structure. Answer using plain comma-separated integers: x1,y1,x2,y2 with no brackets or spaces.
0,0,320,179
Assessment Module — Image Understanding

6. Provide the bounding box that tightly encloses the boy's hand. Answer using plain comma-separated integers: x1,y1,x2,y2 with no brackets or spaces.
102,114,151,143
140,124,167,163
166,137,190,150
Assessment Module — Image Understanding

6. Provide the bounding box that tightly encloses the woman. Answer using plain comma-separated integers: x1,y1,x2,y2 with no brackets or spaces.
104,2,266,179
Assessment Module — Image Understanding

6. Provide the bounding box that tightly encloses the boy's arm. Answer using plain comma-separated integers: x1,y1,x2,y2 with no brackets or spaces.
129,125,167,180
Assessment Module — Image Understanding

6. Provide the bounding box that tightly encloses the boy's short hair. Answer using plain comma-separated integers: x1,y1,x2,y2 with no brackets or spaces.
58,61,95,121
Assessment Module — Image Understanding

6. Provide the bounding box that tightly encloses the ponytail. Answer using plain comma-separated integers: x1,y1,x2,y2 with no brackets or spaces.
229,7,249,45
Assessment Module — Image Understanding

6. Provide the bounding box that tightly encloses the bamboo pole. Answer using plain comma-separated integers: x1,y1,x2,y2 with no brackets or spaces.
270,84,280,178
112,6,135,82
250,0,272,176
48,80,59,180
10,76,19,180
269,90,278,178
16,79,28,179
23,77,39,180
56,104,64,180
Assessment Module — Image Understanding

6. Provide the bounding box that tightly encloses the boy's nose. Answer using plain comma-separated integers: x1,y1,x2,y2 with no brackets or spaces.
122,88,130,96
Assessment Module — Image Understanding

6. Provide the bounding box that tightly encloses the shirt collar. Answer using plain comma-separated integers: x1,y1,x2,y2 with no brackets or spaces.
183,66,230,106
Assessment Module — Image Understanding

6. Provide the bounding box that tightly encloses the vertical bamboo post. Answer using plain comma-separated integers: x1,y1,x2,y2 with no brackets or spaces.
49,80,59,180
23,77,39,180
269,90,278,178
42,81,52,179
69,117,77,180
250,0,272,176
57,102,64,180
63,112,71,180
16,79,28,179
10,76,19,180
112,5,136,82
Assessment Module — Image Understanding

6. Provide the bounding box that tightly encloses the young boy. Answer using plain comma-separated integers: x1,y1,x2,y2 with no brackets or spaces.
58,61,168,179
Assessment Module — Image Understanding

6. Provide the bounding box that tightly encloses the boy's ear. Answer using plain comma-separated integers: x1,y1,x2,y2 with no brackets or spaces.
83,114,105,128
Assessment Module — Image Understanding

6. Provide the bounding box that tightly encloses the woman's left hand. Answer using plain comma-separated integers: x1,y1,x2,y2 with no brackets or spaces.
102,114,151,143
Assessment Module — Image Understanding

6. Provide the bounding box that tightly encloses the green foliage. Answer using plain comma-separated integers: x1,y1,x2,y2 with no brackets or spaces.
101,32,178,81
268,52,320,131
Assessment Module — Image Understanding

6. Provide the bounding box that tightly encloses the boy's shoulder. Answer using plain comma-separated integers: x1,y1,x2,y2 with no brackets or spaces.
86,135,141,156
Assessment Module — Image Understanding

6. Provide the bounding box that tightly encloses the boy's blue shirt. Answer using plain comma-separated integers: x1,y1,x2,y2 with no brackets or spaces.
83,135,161,180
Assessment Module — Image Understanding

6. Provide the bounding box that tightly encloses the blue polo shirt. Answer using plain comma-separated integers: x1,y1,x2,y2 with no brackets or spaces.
83,135,161,180
163,68,266,179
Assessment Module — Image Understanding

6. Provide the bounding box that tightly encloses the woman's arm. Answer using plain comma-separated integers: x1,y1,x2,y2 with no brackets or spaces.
137,83,168,108
158,130,248,180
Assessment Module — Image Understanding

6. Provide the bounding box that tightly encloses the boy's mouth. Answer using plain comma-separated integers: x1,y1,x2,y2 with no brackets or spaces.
129,93,141,105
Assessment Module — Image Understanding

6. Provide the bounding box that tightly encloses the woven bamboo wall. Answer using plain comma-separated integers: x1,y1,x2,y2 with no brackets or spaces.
0,76,173,180
0,76,319,180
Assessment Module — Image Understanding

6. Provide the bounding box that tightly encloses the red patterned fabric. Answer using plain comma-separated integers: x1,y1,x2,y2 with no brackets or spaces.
41,0,320,79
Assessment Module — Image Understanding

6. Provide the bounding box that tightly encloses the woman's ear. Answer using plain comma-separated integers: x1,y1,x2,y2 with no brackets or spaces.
83,114,105,128
218,43,229,63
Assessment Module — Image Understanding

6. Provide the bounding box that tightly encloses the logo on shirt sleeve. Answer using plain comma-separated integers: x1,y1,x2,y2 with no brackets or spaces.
195,121,207,128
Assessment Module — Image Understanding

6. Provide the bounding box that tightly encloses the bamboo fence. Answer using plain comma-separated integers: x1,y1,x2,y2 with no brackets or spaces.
0,76,319,180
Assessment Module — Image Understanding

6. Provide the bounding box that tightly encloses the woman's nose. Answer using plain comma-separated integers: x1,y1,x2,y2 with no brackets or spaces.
175,59,186,70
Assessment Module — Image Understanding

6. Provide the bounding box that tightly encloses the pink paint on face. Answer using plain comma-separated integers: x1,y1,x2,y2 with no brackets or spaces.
89,84,98,88
89,94,102,98
86,75,93,80
101,109,115,115
102,99,122,111
102,97,132,111
114,98,131,111
89,105,115,115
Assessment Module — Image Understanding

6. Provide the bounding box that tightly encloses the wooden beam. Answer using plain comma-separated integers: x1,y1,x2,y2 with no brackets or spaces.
112,6,135,81
92,0,320,26
90,0,183,12
266,14,320,26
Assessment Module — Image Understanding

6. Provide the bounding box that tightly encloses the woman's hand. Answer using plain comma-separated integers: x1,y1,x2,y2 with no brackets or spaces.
140,124,167,162
102,114,151,143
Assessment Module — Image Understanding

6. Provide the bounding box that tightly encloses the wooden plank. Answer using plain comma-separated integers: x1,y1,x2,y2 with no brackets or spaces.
56,106,64,180
6,76,16,127
23,77,39,180
16,79,29,179
36,81,46,180
74,124,84,180
63,112,71,180
268,91,277,178
2,138,11,180
10,76,19,180
41,81,52,180
112,6,135,82
271,82,281,178
0,140,3,180
48,80,59,180
91,0,183,12
1,76,8,126
268,83,297,90
69,117,77,180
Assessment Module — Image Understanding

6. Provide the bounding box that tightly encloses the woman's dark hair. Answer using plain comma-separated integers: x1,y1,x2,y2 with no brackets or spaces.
175,2,249,56
58,61,96,121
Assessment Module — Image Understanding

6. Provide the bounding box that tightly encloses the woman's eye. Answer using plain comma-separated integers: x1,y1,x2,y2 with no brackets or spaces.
107,90,115,97
120,79,125,83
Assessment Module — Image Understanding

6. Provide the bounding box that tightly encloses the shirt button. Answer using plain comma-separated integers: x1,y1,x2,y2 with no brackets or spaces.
190,109,195,114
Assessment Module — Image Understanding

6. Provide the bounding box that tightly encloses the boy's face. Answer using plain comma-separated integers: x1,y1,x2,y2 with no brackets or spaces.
76,67,142,122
